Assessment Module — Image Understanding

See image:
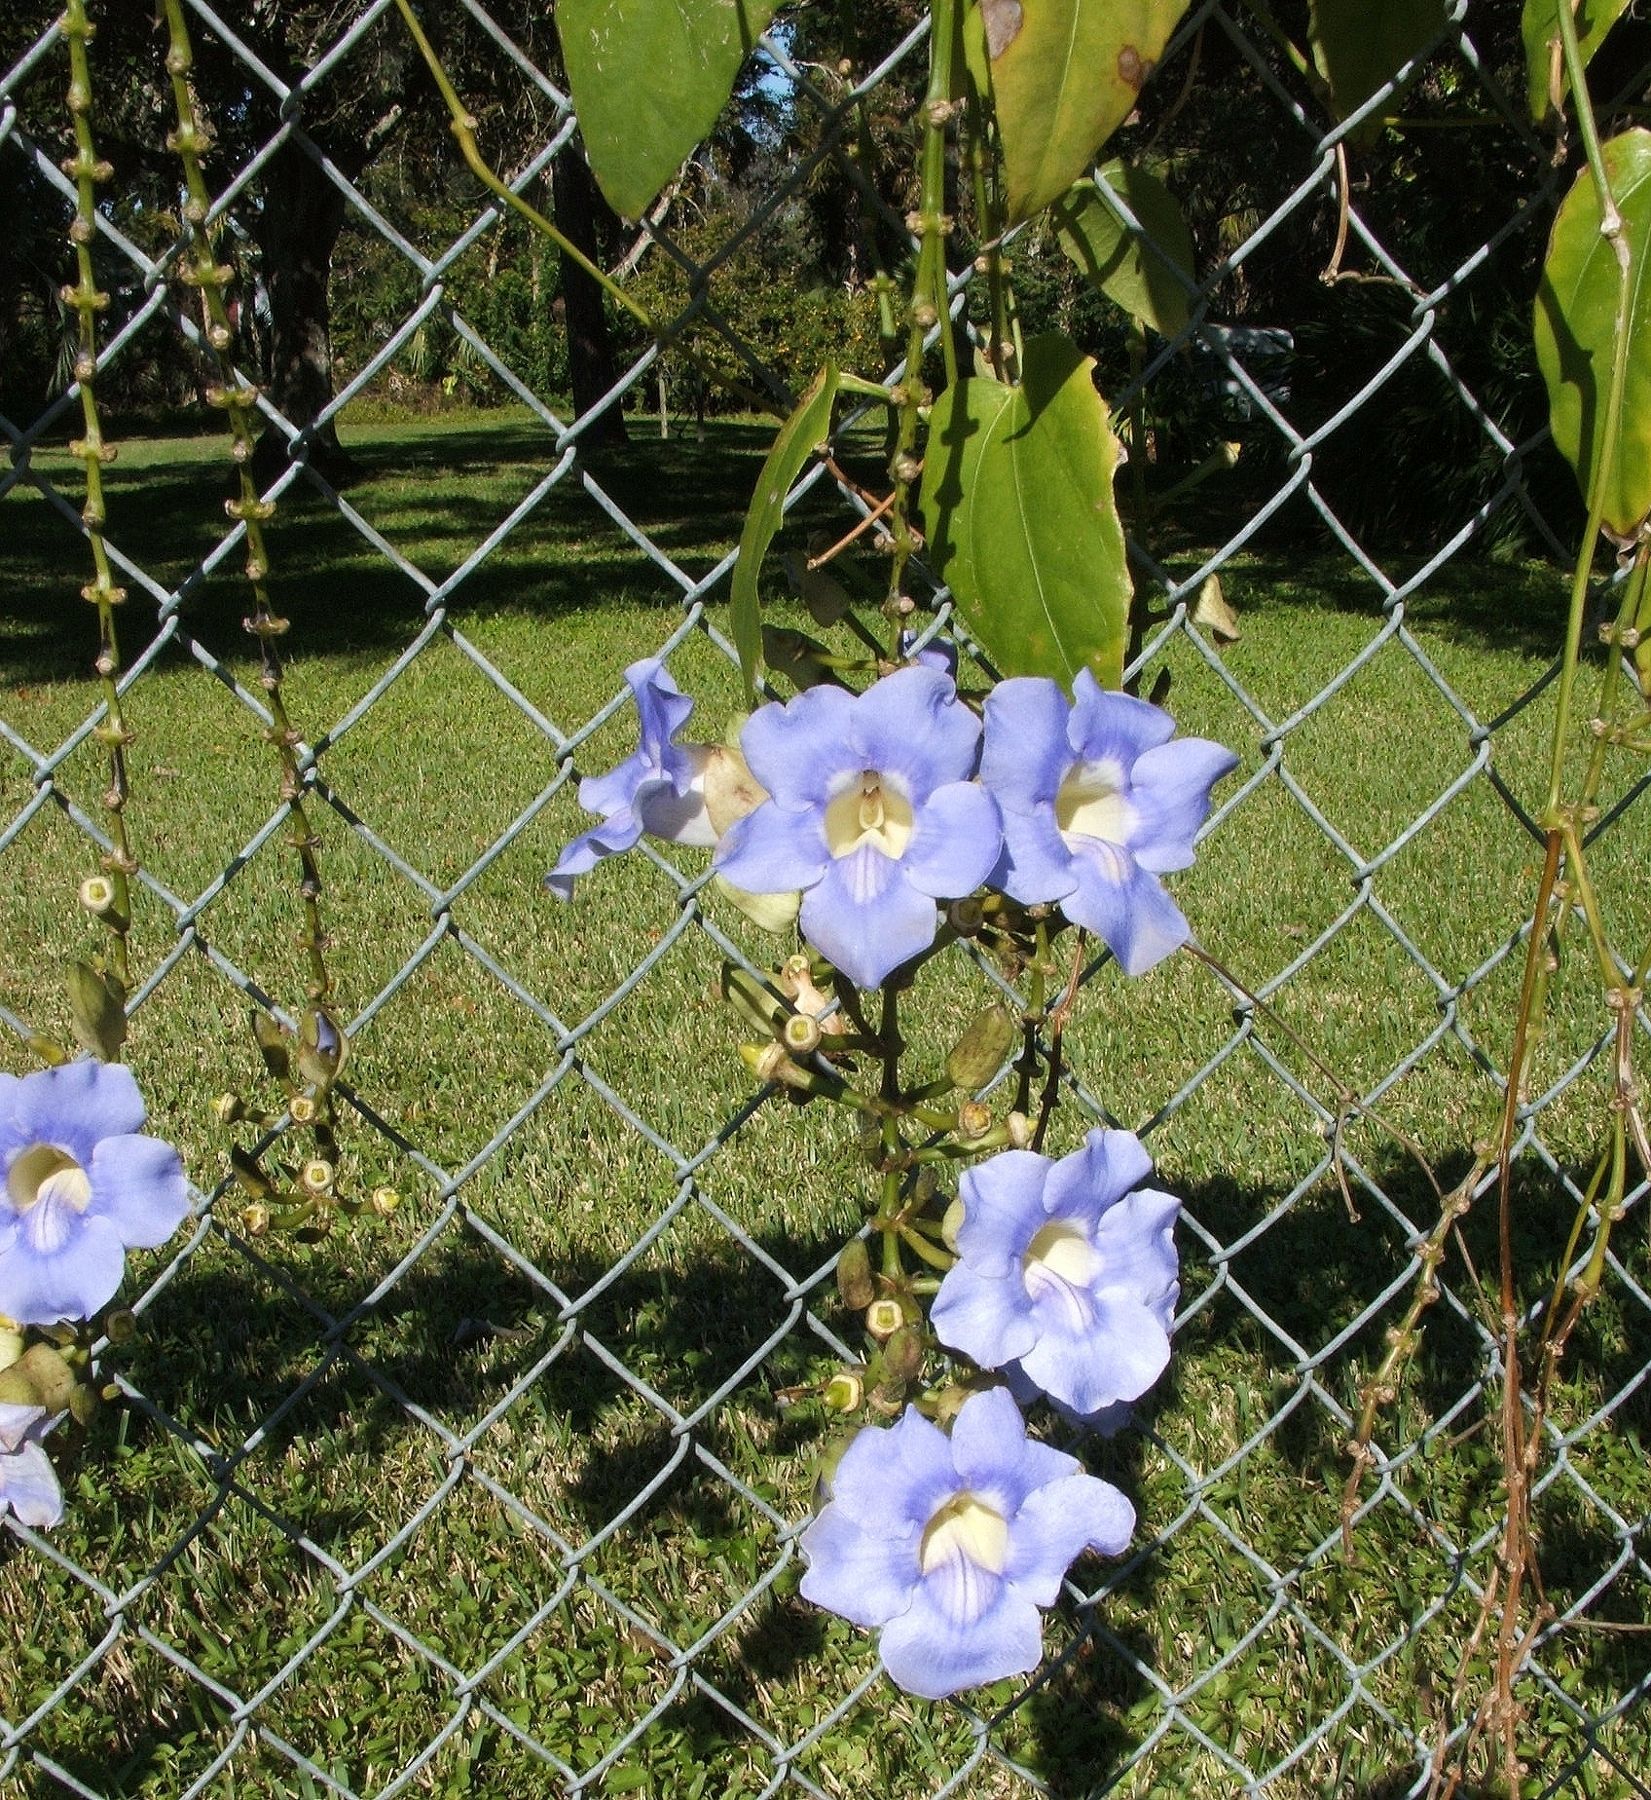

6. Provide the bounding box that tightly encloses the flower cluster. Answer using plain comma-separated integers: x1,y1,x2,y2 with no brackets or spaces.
0,1061,189,1534
549,659,1236,990
549,650,1230,1698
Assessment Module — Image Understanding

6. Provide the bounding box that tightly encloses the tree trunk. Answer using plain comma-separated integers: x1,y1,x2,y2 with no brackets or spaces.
253,139,363,489
553,146,628,448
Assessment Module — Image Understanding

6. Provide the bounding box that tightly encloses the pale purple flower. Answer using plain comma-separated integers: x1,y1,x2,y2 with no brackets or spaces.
546,658,719,899
0,1402,62,1529
981,674,1237,975
898,629,959,679
799,1386,1134,1698
714,666,1002,989
0,1061,189,1327
931,1129,1179,1418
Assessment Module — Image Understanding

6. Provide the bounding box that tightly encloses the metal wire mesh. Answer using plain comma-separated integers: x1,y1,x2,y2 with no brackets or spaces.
2,1,1649,1795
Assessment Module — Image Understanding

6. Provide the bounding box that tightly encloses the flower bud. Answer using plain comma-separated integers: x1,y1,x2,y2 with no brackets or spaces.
877,1325,925,1390
0,1343,78,1413
369,1186,400,1217
836,1239,875,1311
241,1202,271,1238
214,1092,246,1125
0,1321,23,1373
956,1101,993,1141
866,1297,906,1340
945,1003,1017,1092
823,1370,864,1413
783,1012,823,1056
947,897,986,936
941,1194,965,1253
1006,1110,1033,1148
104,1308,137,1343
289,1093,317,1125
720,964,787,1036
701,743,768,837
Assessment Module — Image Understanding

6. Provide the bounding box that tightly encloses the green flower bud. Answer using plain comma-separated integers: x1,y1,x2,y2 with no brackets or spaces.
877,1325,925,1390
288,1093,318,1125
78,874,119,918
836,1239,875,1311
721,964,787,1036
104,1308,137,1343
783,1013,823,1056
369,1186,400,1218
947,896,986,936
299,1158,335,1196
0,1343,78,1413
944,1003,1017,1093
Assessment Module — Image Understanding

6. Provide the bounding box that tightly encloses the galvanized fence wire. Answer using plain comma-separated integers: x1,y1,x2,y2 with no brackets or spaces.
1,0,1649,1794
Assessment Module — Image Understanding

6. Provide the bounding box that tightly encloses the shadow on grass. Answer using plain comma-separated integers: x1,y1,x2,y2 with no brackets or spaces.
19,1137,1647,1797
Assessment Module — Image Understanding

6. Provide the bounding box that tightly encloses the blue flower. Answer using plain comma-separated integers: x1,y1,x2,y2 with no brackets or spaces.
799,1386,1134,1698
931,1129,1179,1418
0,1061,189,1327
897,629,959,679
546,658,730,899
0,1402,62,1529
980,673,1237,975
714,666,1002,990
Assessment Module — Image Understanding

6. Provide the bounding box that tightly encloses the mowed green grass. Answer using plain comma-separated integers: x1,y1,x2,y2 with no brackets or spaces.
1,406,1648,1799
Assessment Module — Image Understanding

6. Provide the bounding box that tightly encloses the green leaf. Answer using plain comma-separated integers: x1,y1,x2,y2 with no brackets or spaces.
1308,0,1446,138
1052,160,1196,337
1533,129,1651,538
731,364,838,701
985,0,1192,224
66,960,125,1062
559,0,778,218
921,333,1131,691
1521,0,1633,124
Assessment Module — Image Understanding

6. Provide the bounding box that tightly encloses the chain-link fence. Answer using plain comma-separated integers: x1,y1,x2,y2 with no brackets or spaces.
3,1,1650,1795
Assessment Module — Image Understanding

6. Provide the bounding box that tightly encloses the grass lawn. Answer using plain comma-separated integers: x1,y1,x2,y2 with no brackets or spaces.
1,404,1648,1798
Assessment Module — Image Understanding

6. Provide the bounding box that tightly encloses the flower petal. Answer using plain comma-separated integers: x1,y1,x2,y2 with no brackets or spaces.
991,807,1079,907
1018,1289,1171,1414
87,1134,189,1248
947,1387,1077,1508
981,678,1073,811
544,805,646,900
1063,842,1191,976
0,1402,47,1455
0,1061,145,1169
799,1503,920,1628
1126,737,1239,873
1043,1129,1155,1228
848,665,980,798
878,1575,1043,1699
0,1437,63,1529
714,802,829,896
828,1406,959,1531
626,657,696,760
1006,1472,1135,1605
900,782,1002,900
931,1264,1041,1372
579,746,658,821
800,850,937,990
955,1151,1049,1278
1091,1184,1181,1299
1067,674,1177,765
739,685,859,807
0,1211,126,1326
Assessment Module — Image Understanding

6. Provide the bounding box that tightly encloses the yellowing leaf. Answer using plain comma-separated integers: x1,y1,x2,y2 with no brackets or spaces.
1053,161,1196,338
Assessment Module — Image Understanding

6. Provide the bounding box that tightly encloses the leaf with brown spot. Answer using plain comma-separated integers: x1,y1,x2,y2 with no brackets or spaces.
988,0,1192,223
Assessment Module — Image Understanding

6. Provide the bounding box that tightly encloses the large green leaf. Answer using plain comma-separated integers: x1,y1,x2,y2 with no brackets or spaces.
1521,0,1633,124
1308,0,1446,137
985,0,1192,224
559,0,777,219
921,333,1131,691
1052,160,1196,338
1534,129,1651,538
731,365,839,701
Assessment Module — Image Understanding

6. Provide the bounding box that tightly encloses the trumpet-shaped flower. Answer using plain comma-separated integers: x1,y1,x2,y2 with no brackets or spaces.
799,1386,1134,1698
931,1129,1179,1418
0,1061,189,1327
0,1402,62,1529
714,666,1002,989
981,674,1237,975
547,658,744,898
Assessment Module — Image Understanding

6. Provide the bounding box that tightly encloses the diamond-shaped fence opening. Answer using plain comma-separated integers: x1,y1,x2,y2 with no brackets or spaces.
4,0,1651,1794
